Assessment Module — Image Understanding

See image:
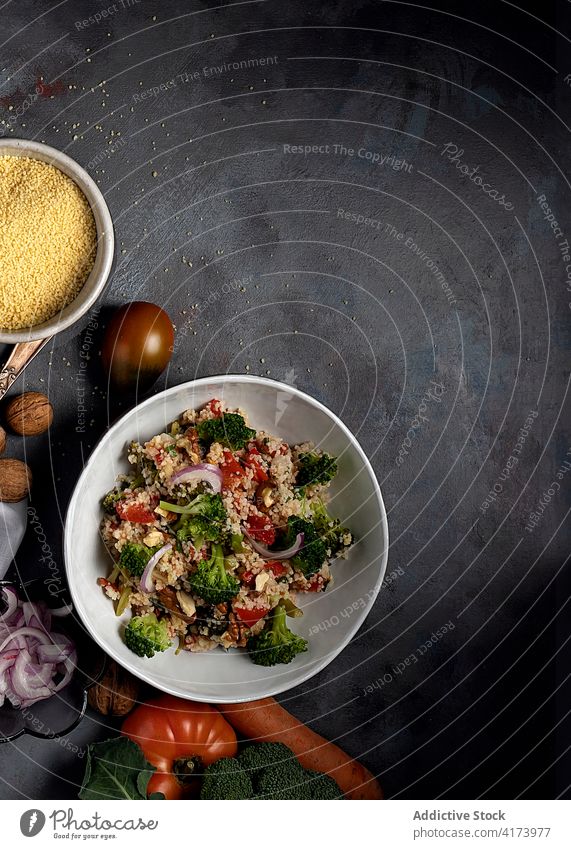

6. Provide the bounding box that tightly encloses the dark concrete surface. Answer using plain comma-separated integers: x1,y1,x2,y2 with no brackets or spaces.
0,0,569,799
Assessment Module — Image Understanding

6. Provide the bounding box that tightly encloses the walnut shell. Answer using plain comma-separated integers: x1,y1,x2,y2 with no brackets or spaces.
5,392,53,436
0,427,5,455
0,459,32,502
87,660,139,716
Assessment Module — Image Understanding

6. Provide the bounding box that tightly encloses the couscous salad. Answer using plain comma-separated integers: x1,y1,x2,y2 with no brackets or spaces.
99,399,353,667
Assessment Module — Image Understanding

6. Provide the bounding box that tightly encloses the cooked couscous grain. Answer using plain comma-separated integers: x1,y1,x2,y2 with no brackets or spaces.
0,155,97,330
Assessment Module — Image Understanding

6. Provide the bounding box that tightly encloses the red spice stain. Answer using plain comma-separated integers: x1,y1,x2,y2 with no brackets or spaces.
0,70,68,110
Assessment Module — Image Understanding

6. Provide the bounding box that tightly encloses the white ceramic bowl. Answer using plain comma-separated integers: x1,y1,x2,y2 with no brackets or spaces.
64,376,388,702
0,138,114,343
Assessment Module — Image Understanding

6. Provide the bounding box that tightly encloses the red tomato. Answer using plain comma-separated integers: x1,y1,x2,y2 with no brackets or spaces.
207,399,223,417
304,576,324,592
116,501,157,524
240,569,255,587
221,450,244,489
234,604,270,627
246,514,276,546
245,449,268,482
266,561,287,578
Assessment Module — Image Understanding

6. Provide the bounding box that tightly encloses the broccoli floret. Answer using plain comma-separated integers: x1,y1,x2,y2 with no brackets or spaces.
124,613,171,658
161,493,228,547
102,487,126,514
284,516,327,578
295,452,338,489
188,543,240,605
119,542,155,578
237,742,295,780
247,600,308,666
304,769,343,799
175,514,222,549
255,763,311,799
311,499,353,557
197,413,256,450
200,757,253,800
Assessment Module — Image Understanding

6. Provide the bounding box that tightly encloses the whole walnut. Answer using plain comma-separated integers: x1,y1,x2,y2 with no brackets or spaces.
88,660,140,716
6,392,53,436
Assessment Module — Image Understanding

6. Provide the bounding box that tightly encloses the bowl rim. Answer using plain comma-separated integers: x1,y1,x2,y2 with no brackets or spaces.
0,138,114,343
64,375,389,702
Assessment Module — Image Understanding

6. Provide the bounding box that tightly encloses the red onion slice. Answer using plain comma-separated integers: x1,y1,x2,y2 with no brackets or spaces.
243,529,304,560
170,464,223,494
0,587,19,622
139,543,173,593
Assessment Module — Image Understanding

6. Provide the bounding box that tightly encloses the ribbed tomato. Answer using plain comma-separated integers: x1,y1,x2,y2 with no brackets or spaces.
122,694,237,799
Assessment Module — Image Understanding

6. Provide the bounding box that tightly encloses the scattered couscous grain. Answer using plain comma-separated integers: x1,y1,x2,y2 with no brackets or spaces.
0,155,97,330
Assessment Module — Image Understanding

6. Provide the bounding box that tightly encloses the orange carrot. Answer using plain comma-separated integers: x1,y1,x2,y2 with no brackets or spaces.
219,697,382,800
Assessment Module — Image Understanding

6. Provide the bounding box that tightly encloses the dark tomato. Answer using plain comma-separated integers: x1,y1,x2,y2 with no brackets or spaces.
234,605,270,627
102,302,174,391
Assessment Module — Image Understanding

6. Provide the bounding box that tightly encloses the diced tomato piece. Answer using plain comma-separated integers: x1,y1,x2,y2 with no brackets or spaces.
221,449,245,489
234,604,270,627
116,501,157,524
207,399,223,417
245,449,268,482
304,576,324,592
245,514,276,546
266,560,287,578
240,569,255,587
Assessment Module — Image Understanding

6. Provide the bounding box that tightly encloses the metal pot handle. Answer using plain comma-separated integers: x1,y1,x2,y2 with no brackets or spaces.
0,338,52,401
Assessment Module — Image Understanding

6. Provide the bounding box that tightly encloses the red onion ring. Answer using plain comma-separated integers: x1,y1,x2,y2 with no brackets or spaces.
243,530,304,560
139,543,173,593
170,464,222,493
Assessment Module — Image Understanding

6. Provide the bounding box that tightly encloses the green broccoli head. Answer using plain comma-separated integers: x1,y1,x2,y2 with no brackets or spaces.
188,543,240,605
119,542,155,578
175,514,223,549
237,742,296,779
197,413,256,450
247,600,308,666
285,516,327,578
295,451,338,489
255,763,311,799
124,613,171,658
311,499,353,557
199,757,253,800
304,769,343,799
102,487,126,515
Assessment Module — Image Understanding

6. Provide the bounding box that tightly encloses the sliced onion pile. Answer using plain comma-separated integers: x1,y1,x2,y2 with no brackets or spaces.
170,464,223,494
0,587,76,710
243,529,304,560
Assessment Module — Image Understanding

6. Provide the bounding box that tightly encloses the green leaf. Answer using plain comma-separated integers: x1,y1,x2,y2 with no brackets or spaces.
79,737,163,801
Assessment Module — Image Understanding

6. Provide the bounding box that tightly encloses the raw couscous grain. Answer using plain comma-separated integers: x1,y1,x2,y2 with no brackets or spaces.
0,155,97,330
